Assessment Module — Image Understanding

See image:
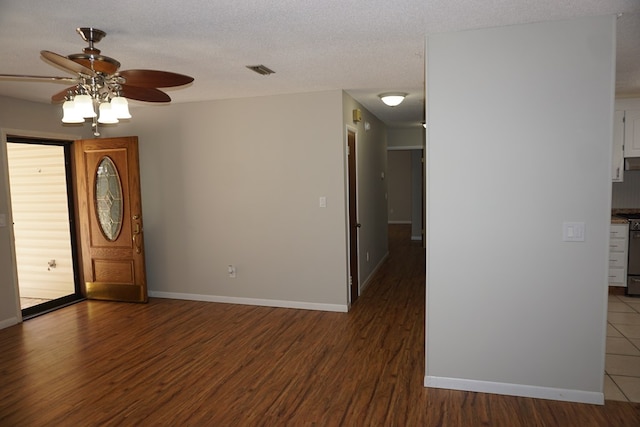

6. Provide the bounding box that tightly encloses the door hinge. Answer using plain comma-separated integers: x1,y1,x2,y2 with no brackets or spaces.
349,275,352,286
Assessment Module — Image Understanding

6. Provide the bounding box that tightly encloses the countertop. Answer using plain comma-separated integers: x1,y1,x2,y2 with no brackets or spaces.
611,209,640,224
612,216,629,224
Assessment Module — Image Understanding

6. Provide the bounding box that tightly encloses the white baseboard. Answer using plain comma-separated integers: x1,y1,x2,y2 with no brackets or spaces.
0,317,20,330
148,291,348,313
424,375,604,405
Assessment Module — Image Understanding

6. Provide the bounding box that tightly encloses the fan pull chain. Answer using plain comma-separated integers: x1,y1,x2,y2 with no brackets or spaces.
92,116,100,137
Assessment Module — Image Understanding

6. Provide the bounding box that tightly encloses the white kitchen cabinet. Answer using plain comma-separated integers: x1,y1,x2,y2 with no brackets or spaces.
612,111,624,182
622,110,640,158
609,222,628,287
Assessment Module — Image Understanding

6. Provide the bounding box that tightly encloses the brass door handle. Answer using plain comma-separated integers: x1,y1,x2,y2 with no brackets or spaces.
132,215,142,254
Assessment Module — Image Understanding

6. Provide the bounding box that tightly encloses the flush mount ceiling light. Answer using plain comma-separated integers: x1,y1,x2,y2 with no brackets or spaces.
379,92,407,107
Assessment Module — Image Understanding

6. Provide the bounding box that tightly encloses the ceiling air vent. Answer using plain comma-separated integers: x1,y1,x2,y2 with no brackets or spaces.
246,65,275,76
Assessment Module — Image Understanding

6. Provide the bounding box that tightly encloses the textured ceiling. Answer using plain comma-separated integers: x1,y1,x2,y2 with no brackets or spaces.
0,0,638,128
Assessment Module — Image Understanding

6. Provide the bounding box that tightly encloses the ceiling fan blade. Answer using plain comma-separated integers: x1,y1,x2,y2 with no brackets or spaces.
68,54,120,75
41,50,95,76
120,85,171,102
51,86,78,103
0,74,77,83
118,70,194,88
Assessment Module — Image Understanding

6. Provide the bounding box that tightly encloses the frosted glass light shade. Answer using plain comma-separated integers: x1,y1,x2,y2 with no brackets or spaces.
110,96,131,119
98,102,119,124
74,94,97,118
61,100,84,123
379,93,407,107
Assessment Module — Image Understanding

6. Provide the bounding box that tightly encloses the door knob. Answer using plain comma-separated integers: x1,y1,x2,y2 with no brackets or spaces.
132,214,142,254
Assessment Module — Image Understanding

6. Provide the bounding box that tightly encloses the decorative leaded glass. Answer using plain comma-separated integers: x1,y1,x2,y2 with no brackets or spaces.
95,157,123,241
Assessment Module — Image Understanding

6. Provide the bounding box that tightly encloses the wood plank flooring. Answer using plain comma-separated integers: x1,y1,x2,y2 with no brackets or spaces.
1,225,639,426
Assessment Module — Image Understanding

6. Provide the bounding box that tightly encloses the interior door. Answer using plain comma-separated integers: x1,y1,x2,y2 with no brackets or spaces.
73,136,147,302
347,129,359,304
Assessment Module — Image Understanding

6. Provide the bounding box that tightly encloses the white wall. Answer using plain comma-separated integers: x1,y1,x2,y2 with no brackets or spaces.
388,128,424,237
387,149,424,241
112,90,388,305
0,129,19,328
410,150,423,240
342,93,389,290
108,91,350,311
387,150,412,223
425,15,615,404
388,127,424,149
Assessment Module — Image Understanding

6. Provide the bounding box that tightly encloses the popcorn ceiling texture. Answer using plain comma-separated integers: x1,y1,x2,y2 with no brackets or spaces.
0,0,637,126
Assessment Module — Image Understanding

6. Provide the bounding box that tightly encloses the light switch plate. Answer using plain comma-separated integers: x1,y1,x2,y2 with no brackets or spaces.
563,222,585,242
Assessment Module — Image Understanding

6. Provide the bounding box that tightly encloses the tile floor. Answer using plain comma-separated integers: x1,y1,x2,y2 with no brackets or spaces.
605,290,640,402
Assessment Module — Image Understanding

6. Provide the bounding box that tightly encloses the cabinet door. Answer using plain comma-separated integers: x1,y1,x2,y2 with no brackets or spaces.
609,223,629,287
609,268,626,285
623,111,640,157
613,111,624,181
609,251,627,268
611,225,628,239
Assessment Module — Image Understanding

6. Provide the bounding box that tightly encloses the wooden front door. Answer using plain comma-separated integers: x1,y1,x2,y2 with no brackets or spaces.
73,136,147,302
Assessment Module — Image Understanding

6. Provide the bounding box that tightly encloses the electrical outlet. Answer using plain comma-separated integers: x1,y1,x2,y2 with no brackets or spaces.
228,265,236,278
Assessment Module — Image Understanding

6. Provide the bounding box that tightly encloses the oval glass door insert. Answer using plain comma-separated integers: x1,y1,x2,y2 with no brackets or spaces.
95,156,123,241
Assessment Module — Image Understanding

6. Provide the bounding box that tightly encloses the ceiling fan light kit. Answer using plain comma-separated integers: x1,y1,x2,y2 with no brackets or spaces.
379,92,407,107
1,27,194,136
97,102,119,124
61,100,84,123
72,93,97,118
110,96,132,119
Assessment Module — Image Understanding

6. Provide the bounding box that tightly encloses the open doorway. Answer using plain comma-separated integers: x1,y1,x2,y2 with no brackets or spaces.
6,136,83,318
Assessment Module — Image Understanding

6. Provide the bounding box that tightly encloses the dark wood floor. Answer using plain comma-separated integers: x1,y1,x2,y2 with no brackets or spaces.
1,225,639,426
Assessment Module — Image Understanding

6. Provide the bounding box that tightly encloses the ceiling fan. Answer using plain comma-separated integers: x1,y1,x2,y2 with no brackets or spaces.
0,27,194,135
